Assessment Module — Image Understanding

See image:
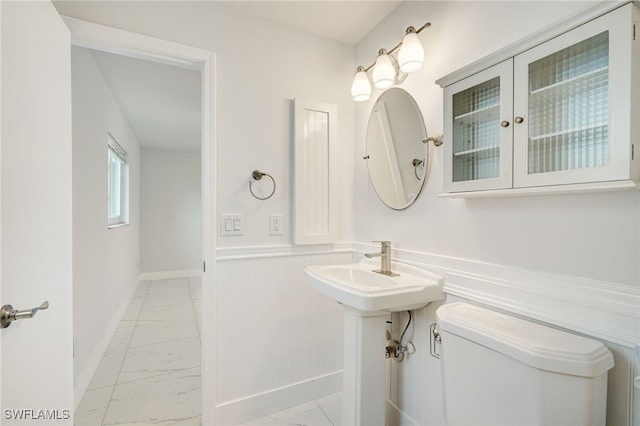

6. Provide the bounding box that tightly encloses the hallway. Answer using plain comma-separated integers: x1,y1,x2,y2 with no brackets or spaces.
75,278,202,425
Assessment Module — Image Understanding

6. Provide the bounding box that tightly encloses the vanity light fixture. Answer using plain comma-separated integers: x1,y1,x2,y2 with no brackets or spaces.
372,49,396,89
351,67,372,102
351,22,430,102
398,27,425,73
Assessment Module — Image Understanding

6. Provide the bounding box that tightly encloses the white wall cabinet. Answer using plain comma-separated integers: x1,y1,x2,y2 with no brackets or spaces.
439,2,639,196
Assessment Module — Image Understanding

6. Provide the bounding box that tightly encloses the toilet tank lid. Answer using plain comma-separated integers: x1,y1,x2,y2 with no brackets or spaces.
436,302,614,377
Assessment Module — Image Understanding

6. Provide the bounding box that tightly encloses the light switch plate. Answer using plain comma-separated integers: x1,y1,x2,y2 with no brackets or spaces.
220,214,243,236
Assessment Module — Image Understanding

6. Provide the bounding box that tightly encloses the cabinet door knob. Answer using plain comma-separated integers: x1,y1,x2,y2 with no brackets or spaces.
500,120,510,128
514,116,524,124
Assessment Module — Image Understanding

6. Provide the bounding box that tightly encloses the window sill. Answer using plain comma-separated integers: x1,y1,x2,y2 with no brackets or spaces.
108,223,130,230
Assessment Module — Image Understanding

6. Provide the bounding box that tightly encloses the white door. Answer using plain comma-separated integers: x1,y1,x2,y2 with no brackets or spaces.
1,1,74,424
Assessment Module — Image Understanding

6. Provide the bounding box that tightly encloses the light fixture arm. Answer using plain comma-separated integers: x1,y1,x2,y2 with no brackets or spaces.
358,22,431,73
351,21,430,102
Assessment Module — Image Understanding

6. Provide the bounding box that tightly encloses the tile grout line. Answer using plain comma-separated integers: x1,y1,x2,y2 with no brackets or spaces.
100,280,149,426
315,400,335,426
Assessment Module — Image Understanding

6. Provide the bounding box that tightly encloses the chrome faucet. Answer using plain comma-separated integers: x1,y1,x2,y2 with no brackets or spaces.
364,240,399,276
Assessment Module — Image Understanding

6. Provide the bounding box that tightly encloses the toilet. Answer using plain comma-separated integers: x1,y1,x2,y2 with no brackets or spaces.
436,302,615,425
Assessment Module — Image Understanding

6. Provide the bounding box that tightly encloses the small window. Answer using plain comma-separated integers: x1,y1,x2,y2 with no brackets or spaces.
107,134,129,227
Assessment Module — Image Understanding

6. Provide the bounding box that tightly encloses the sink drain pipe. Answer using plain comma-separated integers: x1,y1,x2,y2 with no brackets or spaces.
385,310,415,362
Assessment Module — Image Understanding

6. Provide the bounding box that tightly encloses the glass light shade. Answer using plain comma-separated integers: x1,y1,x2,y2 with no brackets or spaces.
351,70,371,102
398,32,424,73
372,53,396,89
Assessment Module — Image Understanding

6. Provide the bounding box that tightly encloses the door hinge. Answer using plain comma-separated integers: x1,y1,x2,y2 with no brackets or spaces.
634,23,636,41
203,261,206,273
632,144,635,161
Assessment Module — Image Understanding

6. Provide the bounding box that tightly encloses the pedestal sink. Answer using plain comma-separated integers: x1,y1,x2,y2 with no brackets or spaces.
304,258,444,425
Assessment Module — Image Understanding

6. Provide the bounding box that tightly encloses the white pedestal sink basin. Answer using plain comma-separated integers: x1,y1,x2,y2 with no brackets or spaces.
304,258,444,425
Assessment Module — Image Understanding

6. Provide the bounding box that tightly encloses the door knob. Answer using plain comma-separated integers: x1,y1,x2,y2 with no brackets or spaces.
514,116,524,124
1,301,49,329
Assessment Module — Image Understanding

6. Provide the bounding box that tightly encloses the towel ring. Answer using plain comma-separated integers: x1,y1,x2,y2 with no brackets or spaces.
249,170,276,200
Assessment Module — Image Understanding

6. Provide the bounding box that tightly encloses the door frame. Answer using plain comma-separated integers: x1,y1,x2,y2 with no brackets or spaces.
62,16,218,424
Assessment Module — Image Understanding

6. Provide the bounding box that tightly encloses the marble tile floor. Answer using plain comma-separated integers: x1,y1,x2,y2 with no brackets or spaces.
75,277,202,426
75,276,343,426
240,393,343,426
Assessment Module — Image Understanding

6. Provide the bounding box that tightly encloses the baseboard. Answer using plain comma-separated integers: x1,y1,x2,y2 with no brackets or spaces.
73,279,139,411
214,371,342,425
386,399,419,426
138,268,201,281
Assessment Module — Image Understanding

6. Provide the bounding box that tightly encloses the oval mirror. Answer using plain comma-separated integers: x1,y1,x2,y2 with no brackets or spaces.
365,88,428,210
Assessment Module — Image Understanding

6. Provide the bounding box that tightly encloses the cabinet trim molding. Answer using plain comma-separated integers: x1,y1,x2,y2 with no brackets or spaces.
436,1,632,88
438,179,640,198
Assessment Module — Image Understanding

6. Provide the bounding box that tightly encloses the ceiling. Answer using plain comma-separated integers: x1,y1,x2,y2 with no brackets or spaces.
90,49,202,151
221,1,402,46
86,1,401,152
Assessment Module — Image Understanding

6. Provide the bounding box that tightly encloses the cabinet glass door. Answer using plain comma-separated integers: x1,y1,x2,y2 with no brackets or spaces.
452,77,501,182
444,59,513,192
514,4,633,187
527,32,609,175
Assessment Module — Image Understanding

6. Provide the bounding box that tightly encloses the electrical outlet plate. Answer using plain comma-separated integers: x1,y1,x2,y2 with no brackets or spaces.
270,213,283,235
220,214,243,236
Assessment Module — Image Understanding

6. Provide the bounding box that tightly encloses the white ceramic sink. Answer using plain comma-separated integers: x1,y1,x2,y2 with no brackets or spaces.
304,258,445,313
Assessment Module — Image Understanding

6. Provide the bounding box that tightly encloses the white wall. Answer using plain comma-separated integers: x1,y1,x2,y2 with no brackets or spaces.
355,1,639,286
53,1,355,246
353,2,640,425
71,47,141,400
140,147,201,274
54,3,355,423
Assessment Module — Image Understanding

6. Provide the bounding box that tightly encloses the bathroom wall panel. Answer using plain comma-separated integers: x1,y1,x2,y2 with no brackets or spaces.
215,249,350,424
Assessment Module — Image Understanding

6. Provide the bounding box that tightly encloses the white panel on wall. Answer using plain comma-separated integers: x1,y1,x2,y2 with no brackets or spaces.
215,247,350,424
294,99,337,245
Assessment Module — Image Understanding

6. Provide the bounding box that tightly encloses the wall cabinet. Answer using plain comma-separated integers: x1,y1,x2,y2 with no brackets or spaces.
439,2,639,196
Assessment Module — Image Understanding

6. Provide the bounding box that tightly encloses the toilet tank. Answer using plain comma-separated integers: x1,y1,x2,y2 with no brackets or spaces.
436,302,614,426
